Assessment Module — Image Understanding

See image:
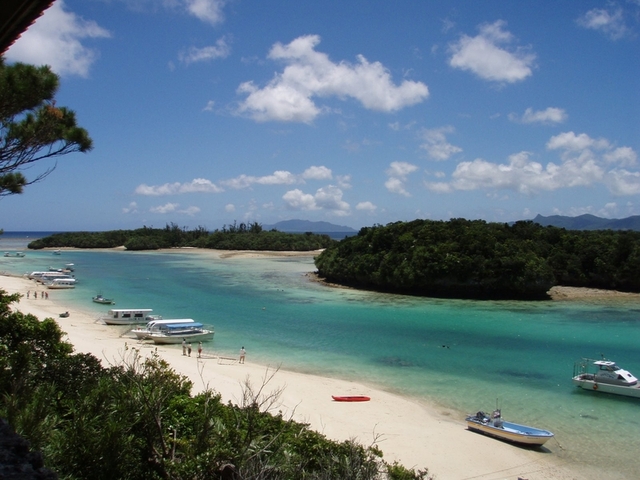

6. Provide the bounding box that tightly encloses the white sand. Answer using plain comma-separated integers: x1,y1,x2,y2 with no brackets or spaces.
2,273,583,480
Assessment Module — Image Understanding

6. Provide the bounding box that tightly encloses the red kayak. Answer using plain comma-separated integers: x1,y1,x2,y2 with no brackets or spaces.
332,395,371,402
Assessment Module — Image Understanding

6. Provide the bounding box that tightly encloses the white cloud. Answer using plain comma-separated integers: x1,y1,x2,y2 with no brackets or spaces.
237,35,429,123
283,185,350,215
150,203,200,215
179,37,230,64
336,174,352,189
203,100,216,111
577,8,629,40
425,132,639,196
419,126,462,161
122,202,138,214
448,20,535,83
356,201,377,212
221,171,298,189
225,204,236,212
185,0,226,25
135,178,223,195
302,166,333,180
5,0,111,78
515,107,567,124
385,177,411,197
386,161,418,178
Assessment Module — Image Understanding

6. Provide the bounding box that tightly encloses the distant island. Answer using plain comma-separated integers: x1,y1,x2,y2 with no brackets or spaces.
530,214,640,231
263,219,357,233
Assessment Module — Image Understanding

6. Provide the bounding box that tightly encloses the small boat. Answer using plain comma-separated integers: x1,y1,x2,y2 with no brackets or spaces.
146,322,214,344
465,409,554,446
93,294,115,305
59,311,70,318
53,249,61,255
331,395,371,402
572,357,640,398
45,278,76,289
100,308,156,325
4,252,25,257
130,318,196,340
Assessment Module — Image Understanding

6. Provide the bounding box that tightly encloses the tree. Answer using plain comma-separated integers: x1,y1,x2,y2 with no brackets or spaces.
0,57,92,196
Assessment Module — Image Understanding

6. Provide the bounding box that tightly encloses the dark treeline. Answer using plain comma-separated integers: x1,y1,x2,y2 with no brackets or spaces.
27,222,335,251
314,218,640,300
0,291,430,480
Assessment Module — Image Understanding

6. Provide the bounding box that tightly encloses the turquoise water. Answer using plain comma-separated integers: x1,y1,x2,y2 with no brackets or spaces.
2,244,640,479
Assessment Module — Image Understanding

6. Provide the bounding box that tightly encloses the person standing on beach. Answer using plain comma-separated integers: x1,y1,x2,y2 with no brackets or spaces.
182,339,187,356
239,346,246,364
26,291,30,299
188,342,192,357
197,342,202,358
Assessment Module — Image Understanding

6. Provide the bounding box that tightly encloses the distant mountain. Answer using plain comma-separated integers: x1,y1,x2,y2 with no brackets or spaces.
263,220,357,233
531,214,640,231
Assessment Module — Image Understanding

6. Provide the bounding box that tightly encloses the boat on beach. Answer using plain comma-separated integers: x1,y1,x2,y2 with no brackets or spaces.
465,409,554,446
572,357,640,398
92,294,115,305
146,322,214,344
100,308,157,325
130,318,195,340
332,395,371,402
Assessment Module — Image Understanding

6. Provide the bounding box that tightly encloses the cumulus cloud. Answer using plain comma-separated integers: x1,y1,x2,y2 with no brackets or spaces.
385,161,418,197
5,0,111,77
448,20,535,83
122,202,138,214
512,107,568,124
237,35,429,123
283,185,350,215
184,0,226,25
425,131,639,196
419,126,462,161
356,201,377,212
225,204,236,212
150,203,200,215
221,171,299,189
577,8,629,40
179,36,230,64
135,178,223,195
302,166,333,180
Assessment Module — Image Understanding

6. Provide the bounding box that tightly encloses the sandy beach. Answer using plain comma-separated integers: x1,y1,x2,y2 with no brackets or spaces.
2,270,589,480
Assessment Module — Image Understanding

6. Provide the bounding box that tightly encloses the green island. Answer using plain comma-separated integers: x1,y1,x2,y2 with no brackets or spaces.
0,291,430,480
314,218,640,300
27,222,335,252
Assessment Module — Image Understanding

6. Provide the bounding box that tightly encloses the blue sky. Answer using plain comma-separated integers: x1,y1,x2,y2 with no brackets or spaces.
2,0,639,232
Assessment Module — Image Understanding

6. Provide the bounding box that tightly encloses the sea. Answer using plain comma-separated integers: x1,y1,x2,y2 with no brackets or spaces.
2,232,640,479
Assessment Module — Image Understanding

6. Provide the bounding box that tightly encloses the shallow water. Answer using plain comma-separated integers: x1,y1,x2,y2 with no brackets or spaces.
2,242,640,479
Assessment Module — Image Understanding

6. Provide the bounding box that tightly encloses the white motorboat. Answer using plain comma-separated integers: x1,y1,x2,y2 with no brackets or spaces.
92,294,115,305
45,278,76,289
465,409,554,446
130,318,195,340
4,252,25,257
100,308,156,326
572,358,640,398
146,322,214,345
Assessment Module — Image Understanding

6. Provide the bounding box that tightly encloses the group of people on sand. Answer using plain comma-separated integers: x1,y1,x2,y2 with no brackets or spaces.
181,339,246,364
26,290,48,299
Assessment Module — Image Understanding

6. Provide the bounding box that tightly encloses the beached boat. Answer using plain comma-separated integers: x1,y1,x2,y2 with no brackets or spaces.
572,357,640,398
130,318,195,340
465,409,554,446
45,278,76,289
92,294,115,305
100,308,156,325
59,311,70,318
332,395,371,402
146,322,214,344
4,252,25,257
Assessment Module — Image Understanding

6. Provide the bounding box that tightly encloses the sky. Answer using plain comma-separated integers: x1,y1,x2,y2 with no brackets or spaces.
1,0,639,232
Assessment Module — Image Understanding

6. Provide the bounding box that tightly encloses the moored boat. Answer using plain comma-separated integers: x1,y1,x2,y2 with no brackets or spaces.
100,308,156,325
130,318,196,340
4,252,25,257
332,395,371,402
45,278,76,289
572,357,640,398
465,409,554,446
93,294,115,305
146,322,214,344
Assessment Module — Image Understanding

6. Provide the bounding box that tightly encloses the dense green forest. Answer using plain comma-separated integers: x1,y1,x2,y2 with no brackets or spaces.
314,219,640,300
0,290,430,480
27,222,335,251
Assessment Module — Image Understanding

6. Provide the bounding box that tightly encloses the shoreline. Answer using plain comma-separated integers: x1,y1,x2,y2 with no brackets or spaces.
0,272,582,480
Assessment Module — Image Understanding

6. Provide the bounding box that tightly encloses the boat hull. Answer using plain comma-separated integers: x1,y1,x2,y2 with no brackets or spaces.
572,377,640,398
148,330,214,344
332,395,371,402
465,418,553,446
